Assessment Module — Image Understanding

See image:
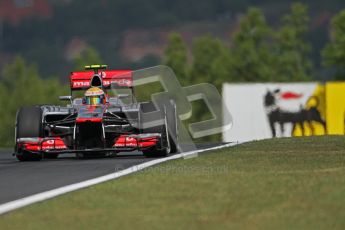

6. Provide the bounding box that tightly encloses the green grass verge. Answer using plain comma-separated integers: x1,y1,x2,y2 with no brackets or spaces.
1,136,345,229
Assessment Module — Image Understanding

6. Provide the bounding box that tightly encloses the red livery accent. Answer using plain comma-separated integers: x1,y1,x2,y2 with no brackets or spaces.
113,135,159,148
76,117,103,123
138,137,159,148
41,138,67,150
70,70,132,89
114,135,138,147
20,137,67,151
24,142,41,151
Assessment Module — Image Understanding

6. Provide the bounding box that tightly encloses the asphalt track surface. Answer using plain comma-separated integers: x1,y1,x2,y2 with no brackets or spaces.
0,150,153,205
0,144,221,205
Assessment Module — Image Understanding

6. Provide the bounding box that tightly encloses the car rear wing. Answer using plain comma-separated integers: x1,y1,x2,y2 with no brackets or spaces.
70,70,132,90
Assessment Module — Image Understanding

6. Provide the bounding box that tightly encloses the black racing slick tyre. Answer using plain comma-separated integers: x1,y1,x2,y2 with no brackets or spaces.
15,106,44,161
16,106,43,138
141,124,169,157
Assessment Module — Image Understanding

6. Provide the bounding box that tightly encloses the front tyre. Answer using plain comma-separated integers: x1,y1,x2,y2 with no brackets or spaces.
142,102,178,157
15,106,44,161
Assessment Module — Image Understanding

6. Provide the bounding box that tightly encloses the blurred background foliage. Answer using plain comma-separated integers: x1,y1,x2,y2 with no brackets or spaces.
0,57,68,146
1,0,345,145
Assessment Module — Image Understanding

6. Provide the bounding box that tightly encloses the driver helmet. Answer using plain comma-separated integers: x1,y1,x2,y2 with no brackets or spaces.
84,87,106,105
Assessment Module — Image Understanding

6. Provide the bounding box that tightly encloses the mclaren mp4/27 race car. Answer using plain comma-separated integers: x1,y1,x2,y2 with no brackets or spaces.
14,65,178,161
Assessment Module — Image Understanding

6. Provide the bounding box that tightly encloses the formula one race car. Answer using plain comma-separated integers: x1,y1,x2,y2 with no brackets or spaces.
14,65,178,161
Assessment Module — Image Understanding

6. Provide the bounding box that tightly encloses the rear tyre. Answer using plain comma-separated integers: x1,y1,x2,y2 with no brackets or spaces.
15,106,44,161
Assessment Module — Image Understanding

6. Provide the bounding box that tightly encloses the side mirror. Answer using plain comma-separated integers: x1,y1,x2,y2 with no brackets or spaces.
59,96,72,104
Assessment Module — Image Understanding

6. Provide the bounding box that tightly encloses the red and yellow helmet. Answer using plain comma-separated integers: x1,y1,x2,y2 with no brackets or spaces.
84,87,106,105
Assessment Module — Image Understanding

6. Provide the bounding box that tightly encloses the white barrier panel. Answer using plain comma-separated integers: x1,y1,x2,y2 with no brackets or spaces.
222,83,319,142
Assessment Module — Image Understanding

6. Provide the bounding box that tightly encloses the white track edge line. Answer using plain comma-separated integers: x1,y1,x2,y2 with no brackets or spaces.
0,142,239,215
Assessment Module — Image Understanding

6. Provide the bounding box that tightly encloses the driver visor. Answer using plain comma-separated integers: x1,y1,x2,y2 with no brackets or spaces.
86,96,101,105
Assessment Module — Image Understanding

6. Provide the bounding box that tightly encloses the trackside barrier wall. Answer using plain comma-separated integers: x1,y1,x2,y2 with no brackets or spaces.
222,82,345,142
